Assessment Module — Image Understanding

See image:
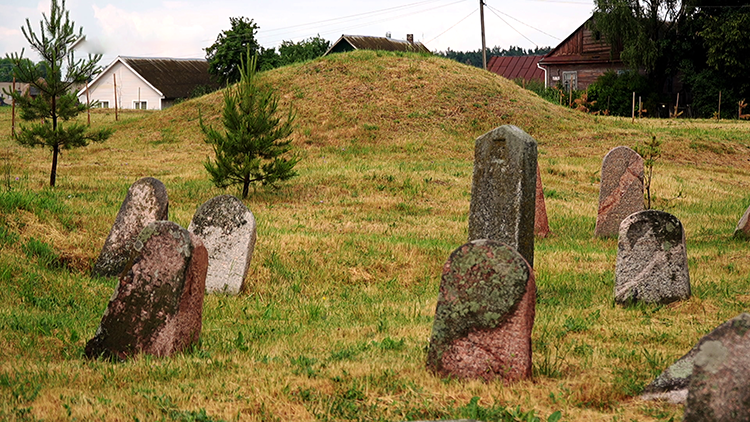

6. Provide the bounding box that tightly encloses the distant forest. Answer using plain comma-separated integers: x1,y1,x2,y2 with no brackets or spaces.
436,46,552,68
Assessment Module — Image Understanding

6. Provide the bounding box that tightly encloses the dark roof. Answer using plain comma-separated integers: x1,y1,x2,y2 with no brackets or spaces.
120,57,218,99
324,35,431,56
538,17,621,66
487,55,544,82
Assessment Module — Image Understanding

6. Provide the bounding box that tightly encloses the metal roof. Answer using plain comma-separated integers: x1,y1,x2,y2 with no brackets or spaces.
487,55,544,82
324,35,431,56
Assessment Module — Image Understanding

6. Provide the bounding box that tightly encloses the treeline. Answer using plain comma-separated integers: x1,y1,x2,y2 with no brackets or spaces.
435,46,552,68
0,58,47,82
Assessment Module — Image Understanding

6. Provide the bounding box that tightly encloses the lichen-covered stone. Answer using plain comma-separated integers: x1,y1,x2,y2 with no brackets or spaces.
85,221,207,360
614,210,690,305
93,177,169,277
682,313,750,421
733,205,750,239
594,146,644,238
468,125,537,266
427,240,535,381
188,195,256,294
535,165,550,238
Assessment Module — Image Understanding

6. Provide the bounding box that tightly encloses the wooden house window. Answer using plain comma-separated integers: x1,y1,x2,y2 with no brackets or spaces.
98,101,109,108
563,71,578,92
133,101,147,110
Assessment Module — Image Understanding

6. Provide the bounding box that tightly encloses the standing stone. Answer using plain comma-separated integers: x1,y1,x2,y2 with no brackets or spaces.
614,210,690,305
683,313,750,421
188,195,256,294
85,221,208,360
93,177,169,277
535,165,551,238
733,205,750,239
427,239,535,382
468,125,537,266
643,313,750,405
594,146,644,237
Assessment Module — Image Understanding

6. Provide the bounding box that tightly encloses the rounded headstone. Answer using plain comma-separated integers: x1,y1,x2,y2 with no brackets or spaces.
614,210,690,305
93,177,169,277
733,205,750,239
594,146,644,238
188,195,256,294
85,221,207,360
468,125,538,266
427,239,535,381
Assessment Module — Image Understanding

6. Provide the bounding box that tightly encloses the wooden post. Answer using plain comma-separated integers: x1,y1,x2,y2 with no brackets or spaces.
86,81,91,126
632,92,636,123
639,96,642,119
113,74,118,121
674,93,680,118
11,77,16,138
718,91,721,120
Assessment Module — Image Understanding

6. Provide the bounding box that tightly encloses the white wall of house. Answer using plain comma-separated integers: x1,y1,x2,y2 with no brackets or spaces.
79,60,163,110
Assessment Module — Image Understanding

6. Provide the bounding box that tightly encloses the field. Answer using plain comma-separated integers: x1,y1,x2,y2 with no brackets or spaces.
1,50,750,421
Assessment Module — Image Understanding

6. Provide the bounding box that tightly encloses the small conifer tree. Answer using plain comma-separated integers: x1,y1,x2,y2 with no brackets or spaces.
5,0,112,187
200,51,298,198
634,136,662,209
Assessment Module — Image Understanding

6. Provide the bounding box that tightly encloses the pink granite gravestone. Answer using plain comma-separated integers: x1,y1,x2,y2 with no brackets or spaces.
427,239,535,382
85,221,207,360
93,177,169,277
594,146,644,237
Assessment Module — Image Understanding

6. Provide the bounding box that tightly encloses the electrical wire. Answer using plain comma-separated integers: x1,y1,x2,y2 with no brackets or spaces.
485,4,561,42
424,8,478,45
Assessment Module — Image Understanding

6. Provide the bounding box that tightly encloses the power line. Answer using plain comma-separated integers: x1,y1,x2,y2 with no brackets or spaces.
484,5,538,47
425,8,478,45
485,4,561,43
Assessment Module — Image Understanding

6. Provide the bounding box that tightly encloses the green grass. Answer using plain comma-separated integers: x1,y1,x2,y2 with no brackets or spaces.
1,51,750,421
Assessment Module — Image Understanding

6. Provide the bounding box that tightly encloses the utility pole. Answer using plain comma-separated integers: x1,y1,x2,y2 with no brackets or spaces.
480,0,487,70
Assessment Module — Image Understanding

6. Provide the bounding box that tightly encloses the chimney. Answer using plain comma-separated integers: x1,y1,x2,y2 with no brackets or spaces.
407,34,414,44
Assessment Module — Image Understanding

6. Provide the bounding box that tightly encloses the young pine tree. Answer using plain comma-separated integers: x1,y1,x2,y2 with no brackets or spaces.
6,0,112,187
200,51,298,199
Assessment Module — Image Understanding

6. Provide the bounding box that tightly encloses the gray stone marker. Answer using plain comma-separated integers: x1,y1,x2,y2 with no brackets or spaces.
615,210,690,305
468,125,537,266
93,177,169,277
85,221,208,360
188,195,256,294
427,239,535,382
594,146,644,238
645,314,750,417
683,313,750,421
733,205,750,239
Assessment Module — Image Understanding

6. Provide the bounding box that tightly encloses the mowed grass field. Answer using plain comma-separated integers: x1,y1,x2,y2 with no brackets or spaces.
1,50,750,421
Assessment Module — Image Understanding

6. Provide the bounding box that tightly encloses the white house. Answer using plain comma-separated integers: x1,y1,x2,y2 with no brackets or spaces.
77,56,218,110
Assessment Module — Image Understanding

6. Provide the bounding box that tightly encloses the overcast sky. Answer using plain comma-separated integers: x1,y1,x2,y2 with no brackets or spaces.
1,0,595,67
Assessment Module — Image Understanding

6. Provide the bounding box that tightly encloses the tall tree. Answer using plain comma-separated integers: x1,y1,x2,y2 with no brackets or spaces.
200,52,298,199
205,17,263,85
5,0,111,187
277,36,331,67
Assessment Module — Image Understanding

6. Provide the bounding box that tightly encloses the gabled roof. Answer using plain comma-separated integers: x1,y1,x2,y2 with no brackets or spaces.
538,17,621,66
487,55,544,81
80,56,218,99
324,35,431,56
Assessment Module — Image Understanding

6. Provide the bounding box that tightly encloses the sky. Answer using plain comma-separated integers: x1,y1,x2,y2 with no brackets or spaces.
0,0,596,68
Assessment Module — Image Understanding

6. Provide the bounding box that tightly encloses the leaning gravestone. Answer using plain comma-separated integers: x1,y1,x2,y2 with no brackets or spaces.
93,177,169,277
733,204,750,239
594,146,644,238
188,195,256,295
535,165,551,238
468,125,537,265
614,210,690,305
427,239,535,382
643,313,750,405
85,221,208,360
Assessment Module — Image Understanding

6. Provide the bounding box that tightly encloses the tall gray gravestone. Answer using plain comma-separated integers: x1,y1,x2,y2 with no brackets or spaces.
93,177,169,277
468,125,538,266
85,221,208,360
614,210,690,305
427,240,535,382
594,146,644,238
188,195,257,295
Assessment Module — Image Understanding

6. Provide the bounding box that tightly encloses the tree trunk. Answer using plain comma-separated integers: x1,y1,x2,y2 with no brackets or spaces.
50,143,59,187
242,178,250,199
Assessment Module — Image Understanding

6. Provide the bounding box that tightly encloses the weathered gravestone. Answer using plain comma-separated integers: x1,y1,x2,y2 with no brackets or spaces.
733,205,750,239
85,221,207,360
468,125,537,266
427,239,535,382
642,313,750,407
535,165,551,238
594,146,644,238
93,177,169,277
188,195,256,294
683,313,750,421
614,210,690,305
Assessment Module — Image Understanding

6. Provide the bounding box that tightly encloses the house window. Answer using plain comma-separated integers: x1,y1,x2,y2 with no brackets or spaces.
562,71,578,92
133,101,147,110
98,101,109,108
